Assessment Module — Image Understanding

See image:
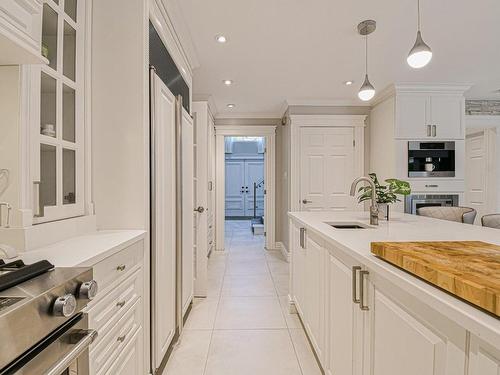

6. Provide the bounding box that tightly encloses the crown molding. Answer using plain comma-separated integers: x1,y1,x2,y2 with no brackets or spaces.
215,112,283,120
285,98,371,107
288,114,367,127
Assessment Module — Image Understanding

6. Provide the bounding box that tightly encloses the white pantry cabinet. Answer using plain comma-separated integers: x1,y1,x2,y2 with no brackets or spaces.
0,0,48,64
396,92,465,140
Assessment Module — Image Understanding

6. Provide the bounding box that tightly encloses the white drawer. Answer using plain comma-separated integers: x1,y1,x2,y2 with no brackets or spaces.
102,327,143,375
93,241,143,292
409,179,465,193
87,268,142,345
90,298,142,375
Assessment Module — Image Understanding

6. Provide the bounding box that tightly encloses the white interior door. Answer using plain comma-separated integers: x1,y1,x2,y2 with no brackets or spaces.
245,160,264,217
182,109,194,315
150,73,176,370
193,111,208,297
225,160,245,216
465,131,488,221
299,127,356,211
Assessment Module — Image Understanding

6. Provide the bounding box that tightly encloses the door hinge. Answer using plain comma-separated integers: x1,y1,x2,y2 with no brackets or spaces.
264,231,267,236
353,140,356,147
264,189,267,195
264,147,267,153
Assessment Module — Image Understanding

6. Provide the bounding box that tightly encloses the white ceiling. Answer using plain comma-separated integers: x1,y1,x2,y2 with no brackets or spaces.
176,0,500,117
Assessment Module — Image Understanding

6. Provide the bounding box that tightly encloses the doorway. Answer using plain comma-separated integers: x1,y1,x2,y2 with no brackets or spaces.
215,126,276,251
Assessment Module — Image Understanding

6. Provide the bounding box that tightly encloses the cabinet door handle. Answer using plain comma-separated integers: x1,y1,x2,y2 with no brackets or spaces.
359,270,370,311
299,228,306,249
352,266,362,304
432,125,437,137
33,181,44,218
426,125,431,137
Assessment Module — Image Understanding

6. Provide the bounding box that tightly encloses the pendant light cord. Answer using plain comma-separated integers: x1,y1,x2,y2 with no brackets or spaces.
417,0,421,31
365,35,368,75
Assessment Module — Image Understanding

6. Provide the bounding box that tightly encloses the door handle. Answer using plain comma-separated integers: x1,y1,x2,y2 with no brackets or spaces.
302,199,312,204
359,270,370,311
33,181,44,218
194,206,205,213
352,266,362,304
299,227,306,249
432,125,437,137
426,125,431,137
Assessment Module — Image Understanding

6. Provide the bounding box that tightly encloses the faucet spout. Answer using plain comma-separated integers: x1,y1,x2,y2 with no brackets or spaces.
350,177,379,226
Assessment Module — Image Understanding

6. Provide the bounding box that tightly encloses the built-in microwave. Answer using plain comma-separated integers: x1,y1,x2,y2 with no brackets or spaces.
408,141,455,177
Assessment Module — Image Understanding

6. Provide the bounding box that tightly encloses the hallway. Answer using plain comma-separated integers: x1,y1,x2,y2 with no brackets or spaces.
163,220,322,375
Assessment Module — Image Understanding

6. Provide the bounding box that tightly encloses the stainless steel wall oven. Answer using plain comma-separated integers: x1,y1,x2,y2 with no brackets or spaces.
405,194,459,215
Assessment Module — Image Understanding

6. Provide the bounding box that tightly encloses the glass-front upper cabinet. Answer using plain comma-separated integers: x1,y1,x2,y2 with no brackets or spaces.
34,0,85,223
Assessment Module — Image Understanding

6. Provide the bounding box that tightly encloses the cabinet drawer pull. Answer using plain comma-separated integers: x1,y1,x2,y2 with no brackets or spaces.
352,266,362,304
359,270,369,311
425,184,438,188
116,264,126,272
116,300,126,308
299,228,306,249
117,334,126,343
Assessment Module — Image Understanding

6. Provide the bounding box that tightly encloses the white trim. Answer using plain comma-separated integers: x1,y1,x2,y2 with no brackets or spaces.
215,125,277,251
215,112,284,120
289,114,367,127
286,98,371,107
289,114,367,212
275,241,290,263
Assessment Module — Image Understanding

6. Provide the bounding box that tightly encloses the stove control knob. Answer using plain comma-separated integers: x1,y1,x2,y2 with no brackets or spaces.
79,280,98,300
53,294,77,317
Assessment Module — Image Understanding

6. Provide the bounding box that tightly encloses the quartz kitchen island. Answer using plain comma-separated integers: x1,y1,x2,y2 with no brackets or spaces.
288,211,500,375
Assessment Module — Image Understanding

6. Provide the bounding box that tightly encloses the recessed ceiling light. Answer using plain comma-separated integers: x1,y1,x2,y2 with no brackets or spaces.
223,80,233,86
344,81,354,86
215,35,227,43
227,104,235,108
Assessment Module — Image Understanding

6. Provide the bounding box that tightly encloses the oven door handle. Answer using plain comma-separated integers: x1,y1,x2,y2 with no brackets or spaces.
44,329,97,375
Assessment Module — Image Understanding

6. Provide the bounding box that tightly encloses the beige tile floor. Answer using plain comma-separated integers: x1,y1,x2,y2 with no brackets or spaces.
163,220,322,375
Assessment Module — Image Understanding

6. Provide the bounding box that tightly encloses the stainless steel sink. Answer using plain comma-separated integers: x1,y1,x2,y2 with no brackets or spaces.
325,221,373,229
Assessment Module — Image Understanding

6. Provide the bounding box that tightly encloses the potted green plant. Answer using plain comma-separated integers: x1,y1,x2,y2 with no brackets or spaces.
357,173,411,220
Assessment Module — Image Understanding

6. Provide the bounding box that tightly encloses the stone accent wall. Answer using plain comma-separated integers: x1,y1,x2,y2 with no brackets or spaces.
466,100,500,115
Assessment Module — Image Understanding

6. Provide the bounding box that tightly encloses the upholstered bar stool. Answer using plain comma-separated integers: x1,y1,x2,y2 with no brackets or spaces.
416,206,477,224
481,214,500,229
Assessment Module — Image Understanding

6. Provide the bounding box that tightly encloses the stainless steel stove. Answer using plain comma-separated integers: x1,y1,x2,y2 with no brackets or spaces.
0,259,98,374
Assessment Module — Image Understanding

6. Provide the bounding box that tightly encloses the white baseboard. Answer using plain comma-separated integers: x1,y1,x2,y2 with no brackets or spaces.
275,241,290,263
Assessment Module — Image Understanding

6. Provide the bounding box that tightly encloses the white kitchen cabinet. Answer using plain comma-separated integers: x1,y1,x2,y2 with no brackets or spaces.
0,0,48,64
325,252,364,375
291,224,306,316
104,327,143,375
303,231,326,363
395,93,430,139
392,85,467,140
363,273,467,375
468,334,500,375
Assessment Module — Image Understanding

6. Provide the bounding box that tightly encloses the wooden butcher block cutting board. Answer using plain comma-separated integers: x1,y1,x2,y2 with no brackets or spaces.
371,241,500,317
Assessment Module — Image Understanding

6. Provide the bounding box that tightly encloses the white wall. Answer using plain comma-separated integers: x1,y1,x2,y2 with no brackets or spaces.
91,0,149,230
466,115,500,212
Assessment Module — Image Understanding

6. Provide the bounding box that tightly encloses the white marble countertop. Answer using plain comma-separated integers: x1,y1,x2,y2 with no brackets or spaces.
12,230,146,267
288,211,500,347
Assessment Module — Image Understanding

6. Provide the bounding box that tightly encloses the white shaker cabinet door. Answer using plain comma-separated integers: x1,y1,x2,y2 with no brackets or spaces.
430,95,464,139
468,335,500,375
395,93,430,139
325,253,363,375
364,280,467,375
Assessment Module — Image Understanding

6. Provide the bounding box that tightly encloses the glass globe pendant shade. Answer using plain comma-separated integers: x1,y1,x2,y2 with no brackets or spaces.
407,31,432,68
358,74,376,101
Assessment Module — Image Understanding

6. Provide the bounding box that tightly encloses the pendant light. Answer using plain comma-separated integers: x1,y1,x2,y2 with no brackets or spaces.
407,0,432,68
357,20,376,102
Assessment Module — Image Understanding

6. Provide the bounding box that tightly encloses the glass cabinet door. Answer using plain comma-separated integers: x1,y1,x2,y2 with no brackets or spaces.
34,0,85,223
